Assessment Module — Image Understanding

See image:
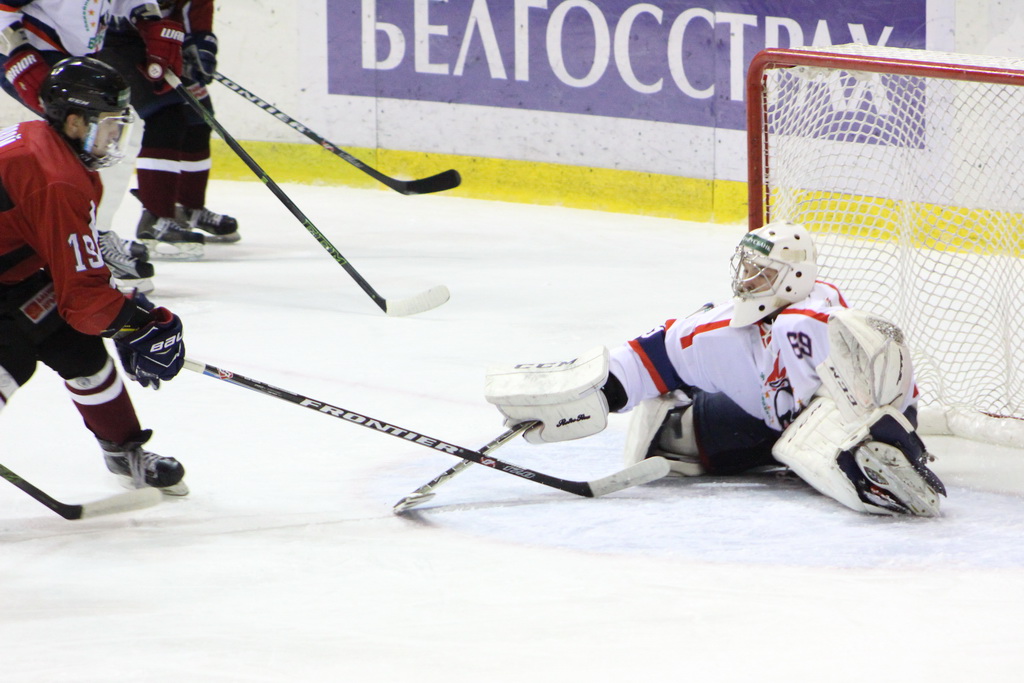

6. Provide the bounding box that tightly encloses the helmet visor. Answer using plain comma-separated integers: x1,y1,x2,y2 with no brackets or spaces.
82,110,134,169
731,245,782,298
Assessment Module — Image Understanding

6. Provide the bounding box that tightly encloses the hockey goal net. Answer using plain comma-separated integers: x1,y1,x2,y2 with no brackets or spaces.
747,44,1024,446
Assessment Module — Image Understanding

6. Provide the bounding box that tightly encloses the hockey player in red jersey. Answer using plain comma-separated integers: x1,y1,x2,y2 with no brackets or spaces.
0,1,191,285
485,222,946,517
0,57,188,495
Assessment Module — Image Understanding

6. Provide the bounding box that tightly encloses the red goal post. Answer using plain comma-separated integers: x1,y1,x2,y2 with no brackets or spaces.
746,44,1024,446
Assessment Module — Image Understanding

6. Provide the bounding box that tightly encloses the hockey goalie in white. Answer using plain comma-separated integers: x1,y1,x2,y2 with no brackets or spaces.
485,221,946,516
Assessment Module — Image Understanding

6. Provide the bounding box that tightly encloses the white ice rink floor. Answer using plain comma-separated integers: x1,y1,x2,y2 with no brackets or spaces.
3,180,1024,681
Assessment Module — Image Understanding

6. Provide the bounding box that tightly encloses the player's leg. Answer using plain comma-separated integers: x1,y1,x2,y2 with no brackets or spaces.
0,311,39,415
94,36,205,261
625,390,779,476
134,103,205,260
175,97,240,242
39,323,188,495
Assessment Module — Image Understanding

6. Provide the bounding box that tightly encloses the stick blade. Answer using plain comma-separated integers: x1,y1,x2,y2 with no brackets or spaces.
77,487,163,519
588,456,671,498
385,285,450,317
393,491,436,514
399,169,462,195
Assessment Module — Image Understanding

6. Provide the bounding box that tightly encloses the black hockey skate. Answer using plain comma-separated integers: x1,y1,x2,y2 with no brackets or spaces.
100,429,189,496
176,205,240,243
136,209,205,261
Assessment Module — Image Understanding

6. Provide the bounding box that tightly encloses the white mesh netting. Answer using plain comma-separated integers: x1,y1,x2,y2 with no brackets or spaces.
757,44,1024,445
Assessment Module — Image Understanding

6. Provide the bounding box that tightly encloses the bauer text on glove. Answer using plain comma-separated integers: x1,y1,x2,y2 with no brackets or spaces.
114,307,185,389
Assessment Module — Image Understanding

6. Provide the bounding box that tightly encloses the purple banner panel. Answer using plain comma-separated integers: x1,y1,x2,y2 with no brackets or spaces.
327,0,926,130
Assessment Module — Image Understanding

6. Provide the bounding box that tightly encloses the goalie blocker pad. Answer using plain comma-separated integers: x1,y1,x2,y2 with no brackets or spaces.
485,346,609,444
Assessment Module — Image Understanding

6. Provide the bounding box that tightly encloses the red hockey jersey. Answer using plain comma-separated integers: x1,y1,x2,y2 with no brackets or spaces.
0,120,129,336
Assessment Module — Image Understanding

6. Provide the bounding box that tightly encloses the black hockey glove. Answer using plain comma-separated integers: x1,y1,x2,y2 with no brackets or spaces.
114,307,185,390
183,31,217,85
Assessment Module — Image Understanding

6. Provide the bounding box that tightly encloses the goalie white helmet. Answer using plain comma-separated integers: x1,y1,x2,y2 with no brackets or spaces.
730,221,818,327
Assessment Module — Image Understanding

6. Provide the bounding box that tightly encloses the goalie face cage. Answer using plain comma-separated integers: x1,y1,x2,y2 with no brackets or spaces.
747,44,1024,446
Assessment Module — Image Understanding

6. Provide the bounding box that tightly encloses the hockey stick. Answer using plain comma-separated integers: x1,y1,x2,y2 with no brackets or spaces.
0,462,162,520
183,358,671,500
392,424,527,513
213,72,461,196
165,73,449,317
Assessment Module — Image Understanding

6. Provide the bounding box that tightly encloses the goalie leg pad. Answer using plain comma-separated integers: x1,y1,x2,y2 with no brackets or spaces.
772,397,877,514
817,308,915,422
485,347,610,444
655,405,704,476
623,395,678,467
773,397,945,516
623,391,779,476
622,394,703,476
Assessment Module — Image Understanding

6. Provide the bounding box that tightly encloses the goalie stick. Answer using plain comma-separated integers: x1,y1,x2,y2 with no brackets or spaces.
183,358,671,501
392,424,527,513
0,463,162,520
213,72,461,196
165,73,449,317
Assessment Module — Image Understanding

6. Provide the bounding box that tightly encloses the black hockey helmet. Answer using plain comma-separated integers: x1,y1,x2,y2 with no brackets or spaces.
40,57,133,169
40,57,131,128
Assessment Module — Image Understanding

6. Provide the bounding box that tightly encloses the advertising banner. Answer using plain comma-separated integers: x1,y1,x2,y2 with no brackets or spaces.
327,0,927,131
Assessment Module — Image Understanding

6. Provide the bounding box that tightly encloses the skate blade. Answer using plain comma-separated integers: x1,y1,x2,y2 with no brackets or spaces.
202,231,241,244
140,240,204,261
112,474,190,497
113,277,155,295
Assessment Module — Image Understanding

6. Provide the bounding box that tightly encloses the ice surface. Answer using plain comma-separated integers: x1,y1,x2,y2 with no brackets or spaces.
2,180,1023,681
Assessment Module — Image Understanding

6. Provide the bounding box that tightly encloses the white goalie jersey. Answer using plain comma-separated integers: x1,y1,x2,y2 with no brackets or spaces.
0,1,156,56
608,281,918,431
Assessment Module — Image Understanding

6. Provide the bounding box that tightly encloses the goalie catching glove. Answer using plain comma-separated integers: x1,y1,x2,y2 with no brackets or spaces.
485,347,610,444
